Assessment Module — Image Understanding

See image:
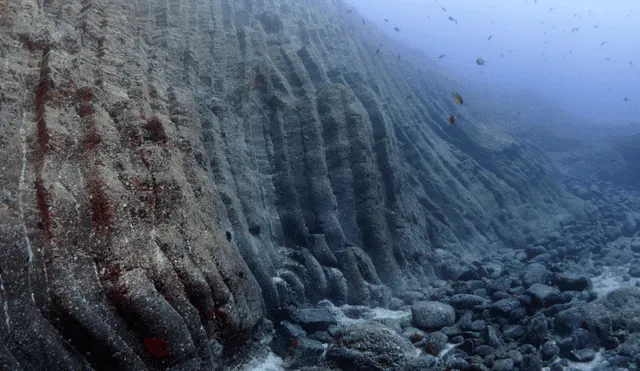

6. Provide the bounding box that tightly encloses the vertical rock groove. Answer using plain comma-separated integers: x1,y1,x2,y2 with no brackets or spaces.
0,0,577,368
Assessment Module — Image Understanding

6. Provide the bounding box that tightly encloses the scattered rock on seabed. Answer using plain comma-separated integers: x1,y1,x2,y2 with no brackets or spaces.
242,180,640,370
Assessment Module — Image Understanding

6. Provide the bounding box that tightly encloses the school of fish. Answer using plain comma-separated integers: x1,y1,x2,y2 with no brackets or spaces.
344,1,635,125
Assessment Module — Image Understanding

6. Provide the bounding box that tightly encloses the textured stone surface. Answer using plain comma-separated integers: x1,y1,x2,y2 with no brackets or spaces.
0,0,580,368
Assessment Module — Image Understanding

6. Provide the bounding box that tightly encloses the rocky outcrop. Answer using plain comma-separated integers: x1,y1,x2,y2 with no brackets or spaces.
0,0,579,369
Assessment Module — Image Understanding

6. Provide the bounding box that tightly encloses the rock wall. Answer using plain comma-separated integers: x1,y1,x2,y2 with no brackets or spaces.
0,0,578,368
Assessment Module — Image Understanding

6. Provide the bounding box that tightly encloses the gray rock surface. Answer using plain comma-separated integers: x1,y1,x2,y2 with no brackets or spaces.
0,0,580,368
326,323,417,370
411,301,456,330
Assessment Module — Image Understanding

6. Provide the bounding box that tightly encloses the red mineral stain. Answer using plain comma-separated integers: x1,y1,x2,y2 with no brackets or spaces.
75,86,93,102
33,45,54,243
76,104,95,118
82,132,101,151
86,177,113,234
143,337,169,358
34,179,52,243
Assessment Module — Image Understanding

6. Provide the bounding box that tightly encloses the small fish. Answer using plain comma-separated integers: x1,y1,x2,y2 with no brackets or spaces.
375,48,380,55
624,97,629,102
451,89,463,105
593,25,598,28
438,54,446,59
601,41,607,46
476,58,486,66
487,34,493,40
549,7,554,11
606,57,610,60
394,27,400,31
448,16,458,24
384,18,388,22
346,9,353,13
449,114,455,125
442,6,447,11
406,95,412,99
508,49,512,53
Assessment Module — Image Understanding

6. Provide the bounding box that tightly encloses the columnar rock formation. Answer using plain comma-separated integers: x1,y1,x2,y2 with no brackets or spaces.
0,0,578,368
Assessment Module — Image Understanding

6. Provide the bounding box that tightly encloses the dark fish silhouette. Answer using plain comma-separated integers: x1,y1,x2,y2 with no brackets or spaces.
384,18,389,22
449,114,455,125
488,34,493,40
448,16,458,24
394,27,400,31
438,54,446,59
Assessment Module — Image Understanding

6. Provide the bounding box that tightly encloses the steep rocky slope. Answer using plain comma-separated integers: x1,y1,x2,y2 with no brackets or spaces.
0,0,579,369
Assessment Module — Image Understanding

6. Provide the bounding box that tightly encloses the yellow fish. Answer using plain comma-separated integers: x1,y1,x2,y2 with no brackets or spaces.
452,89,463,105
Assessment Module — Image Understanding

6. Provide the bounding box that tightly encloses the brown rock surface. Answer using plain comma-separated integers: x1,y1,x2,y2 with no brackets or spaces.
0,0,579,368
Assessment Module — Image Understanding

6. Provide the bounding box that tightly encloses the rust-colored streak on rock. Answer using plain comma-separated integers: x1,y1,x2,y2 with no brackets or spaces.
34,178,53,243
77,105,96,118
82,131,102,151
75,86,96,118
85,176,113,234
33,44,53,243
143,337,170,358
75,86,93,102
74,86,111,232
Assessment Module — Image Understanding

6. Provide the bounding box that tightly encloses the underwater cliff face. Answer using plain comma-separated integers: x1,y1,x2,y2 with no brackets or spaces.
0,0,578,368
